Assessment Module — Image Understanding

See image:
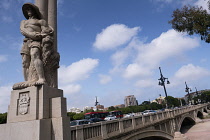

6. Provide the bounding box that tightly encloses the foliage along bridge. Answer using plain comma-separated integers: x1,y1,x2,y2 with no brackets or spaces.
70,103,210,140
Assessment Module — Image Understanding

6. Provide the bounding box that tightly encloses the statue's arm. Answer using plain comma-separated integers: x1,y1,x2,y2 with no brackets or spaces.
40,20,54,36
20,20,40,40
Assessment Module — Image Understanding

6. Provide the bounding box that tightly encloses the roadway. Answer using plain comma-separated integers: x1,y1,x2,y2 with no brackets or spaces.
184,119,210,140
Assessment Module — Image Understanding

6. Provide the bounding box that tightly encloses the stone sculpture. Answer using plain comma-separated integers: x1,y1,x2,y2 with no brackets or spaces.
13,3,59,89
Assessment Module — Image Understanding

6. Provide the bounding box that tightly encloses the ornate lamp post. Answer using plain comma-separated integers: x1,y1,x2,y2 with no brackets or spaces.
185,82,192,105
95,96,99,110
195,87,201,104
158,67,170,108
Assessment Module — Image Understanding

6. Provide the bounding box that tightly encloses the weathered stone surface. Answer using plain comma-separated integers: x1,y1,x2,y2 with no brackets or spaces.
1,1,70,140
5,85,70,140
7,85,64,123
52,117,70,140
0,119,51,140
13,2,59,90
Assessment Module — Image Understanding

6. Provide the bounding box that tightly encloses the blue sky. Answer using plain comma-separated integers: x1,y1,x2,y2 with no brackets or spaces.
1,0,210,112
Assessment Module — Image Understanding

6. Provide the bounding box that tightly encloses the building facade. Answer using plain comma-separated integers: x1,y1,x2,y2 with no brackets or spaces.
69,107,82,114
124,95,138,107
151,96,165,104
96,105,104,110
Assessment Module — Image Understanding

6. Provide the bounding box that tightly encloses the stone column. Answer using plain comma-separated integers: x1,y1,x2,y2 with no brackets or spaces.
101,121,108,139
119,120,124,133
48,0,57,51
35,0,48,22
48,0,58,88
35,0,58,88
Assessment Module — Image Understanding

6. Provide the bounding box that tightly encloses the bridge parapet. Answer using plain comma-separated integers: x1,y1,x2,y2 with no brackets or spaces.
70,103,210,140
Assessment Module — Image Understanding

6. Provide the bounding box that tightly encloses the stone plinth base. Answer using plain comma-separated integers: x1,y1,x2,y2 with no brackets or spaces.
0,119,51,140
1,85,70,140
7,85,67,123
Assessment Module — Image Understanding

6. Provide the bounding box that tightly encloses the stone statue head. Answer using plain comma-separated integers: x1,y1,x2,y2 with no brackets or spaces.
22,3,42,19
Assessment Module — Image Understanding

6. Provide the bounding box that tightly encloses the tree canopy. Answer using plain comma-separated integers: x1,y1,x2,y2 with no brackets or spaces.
169,1,210,43
166,96,180,108
0,113,7,124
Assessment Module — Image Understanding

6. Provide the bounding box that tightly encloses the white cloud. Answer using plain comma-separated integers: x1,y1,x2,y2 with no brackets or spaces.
123,63,153,78
194,0,209,12
0,85,11,113
110,37,144,74
123,29,200,79
98,74,112,84
135,79,157,88
58,58,99,84
174,64,210,81
137,30,199,65
153,0,208,12
93,24,140,51
60,84,81,95
0,55,7,62
111,48,130,66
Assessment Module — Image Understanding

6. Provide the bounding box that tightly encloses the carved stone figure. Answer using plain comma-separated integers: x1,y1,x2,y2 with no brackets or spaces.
13,3,59,89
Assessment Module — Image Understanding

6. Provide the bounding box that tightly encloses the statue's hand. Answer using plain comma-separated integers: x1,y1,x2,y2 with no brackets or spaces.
35,32,42,39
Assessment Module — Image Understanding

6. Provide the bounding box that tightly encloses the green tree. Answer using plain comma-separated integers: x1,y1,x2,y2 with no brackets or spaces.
181,99,186,106
169,1,210,43
150,102,163,110
120,107,132,114
108,106,116,111
166,96,180,108
0,113,7,124
73,113,84,120
200,90,210,103
83,109,94,114
67,112,76,121
141,101,150,105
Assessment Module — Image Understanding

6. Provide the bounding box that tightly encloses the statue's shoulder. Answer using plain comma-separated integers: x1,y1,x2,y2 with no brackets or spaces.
20,20,27,26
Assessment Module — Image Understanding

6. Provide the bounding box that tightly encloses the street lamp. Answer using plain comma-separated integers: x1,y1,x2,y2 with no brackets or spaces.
95,96,99,106
185,82,192,105
158,67,170,108
195,87,201,104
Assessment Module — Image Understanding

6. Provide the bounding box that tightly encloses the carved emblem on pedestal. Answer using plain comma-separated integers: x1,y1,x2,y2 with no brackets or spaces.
18,92,30,115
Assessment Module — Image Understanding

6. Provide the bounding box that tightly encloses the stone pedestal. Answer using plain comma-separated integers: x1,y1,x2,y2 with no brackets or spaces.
0,85,70,140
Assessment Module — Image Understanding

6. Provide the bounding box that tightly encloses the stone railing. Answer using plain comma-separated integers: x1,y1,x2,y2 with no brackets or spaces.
70,103,209,140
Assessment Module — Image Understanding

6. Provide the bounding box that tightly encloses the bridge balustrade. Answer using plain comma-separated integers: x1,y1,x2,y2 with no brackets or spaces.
70,127,76,140
163,111,168,118
106,121,119,134
123,119,132,130
144,115,151,125
157,112,162,120
70,103,210,140
135,116,143,126
151,114,157,122
84,124,101,139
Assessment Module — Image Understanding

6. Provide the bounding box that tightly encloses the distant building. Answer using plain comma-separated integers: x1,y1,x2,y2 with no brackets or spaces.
96,105,104,110
83,106,94,111
151,96,165,104
69,107,81,114
184,89,210,104
104,107,108,111
124,95,138,107
114,104,125,108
